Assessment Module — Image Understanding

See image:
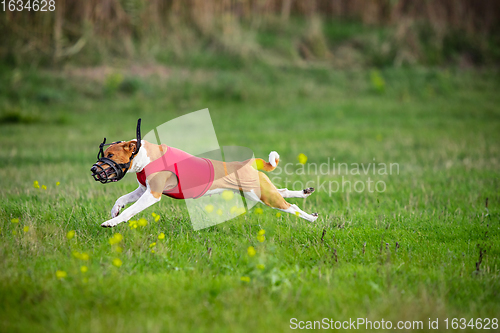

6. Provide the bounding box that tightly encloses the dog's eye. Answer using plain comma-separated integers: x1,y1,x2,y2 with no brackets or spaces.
107,154,114,158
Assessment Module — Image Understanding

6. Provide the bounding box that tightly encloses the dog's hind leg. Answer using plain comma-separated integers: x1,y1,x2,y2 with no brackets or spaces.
258,172,318,222
277,204,319,222
277,187,315,198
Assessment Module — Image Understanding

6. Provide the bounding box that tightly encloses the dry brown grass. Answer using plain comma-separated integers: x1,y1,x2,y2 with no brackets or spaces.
1,0,498,65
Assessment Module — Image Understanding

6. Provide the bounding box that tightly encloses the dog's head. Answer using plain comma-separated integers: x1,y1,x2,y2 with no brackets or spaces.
91,119,142,184
90,141,139,183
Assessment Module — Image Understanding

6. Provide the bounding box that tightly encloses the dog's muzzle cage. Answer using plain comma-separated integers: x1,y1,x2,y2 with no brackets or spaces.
91,119,142,184
91,151,130,184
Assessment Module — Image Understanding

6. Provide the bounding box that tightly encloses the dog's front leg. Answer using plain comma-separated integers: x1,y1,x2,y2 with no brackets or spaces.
101,189,161,228
111,182,147,218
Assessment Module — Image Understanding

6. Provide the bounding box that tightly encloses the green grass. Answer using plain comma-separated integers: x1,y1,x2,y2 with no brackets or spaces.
0,65,499,332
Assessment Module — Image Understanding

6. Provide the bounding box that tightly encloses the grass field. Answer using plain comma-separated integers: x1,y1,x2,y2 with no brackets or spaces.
0,64,499,332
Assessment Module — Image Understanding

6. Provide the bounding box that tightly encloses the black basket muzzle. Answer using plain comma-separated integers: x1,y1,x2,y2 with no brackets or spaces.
91,156,130,184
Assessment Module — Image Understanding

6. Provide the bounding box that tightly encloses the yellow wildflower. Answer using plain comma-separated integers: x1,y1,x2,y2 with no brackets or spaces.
151,249,155,253
33,180,40,189
115,246,123,253
240,276,251,282
247,246,256,257
154,215,160,222
216,209,223,216
257,264,265,270
258,229,265,236
257,234,265,243
23,226,29,233
297,153,308,165
295,211,300,216
138,218,148,227
56,270,67,279
12,230,17,235
255,207,263,214
112,258,122,267
230,206,238,214
109,233,123,245
72,251,89,261
80,266,88,273
236,207,246,215
152,212,157,218
66,230,75,240
42,185,47,190
149,242,156,248
158,233,165,240
11,218,19,223
205,204,214,213
222,190,234,201
56,181,60,186
276,212,281,218
128,220,138,229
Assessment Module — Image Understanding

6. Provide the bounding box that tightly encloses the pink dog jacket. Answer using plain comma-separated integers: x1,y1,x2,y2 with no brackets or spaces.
136,146,214,199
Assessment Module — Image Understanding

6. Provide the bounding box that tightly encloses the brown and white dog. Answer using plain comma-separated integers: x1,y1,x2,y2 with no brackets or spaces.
91,139,318,228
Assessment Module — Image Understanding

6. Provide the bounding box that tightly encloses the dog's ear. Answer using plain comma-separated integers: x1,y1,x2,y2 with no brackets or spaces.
124,141,137,154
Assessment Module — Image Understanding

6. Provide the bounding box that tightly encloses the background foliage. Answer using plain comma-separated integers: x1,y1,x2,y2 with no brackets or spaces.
1,0,500,67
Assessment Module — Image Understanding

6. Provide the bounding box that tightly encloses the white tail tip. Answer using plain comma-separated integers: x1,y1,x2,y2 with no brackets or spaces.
269,151,279,167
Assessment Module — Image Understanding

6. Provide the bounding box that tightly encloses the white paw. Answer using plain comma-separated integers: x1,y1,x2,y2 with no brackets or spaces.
111,204,123,218
310,212,319,222
302,187,315,198
101,218,121,228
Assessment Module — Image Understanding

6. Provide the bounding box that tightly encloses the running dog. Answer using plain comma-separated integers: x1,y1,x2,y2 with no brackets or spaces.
91,119,318,227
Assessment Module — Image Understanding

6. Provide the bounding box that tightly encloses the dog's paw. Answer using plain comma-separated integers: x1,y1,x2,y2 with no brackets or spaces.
303,187,315,197
111,204,123,218
310,212,319,222
101,219,120,228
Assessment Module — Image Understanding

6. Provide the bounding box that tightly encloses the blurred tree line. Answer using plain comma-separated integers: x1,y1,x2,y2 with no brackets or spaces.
1,0,499,68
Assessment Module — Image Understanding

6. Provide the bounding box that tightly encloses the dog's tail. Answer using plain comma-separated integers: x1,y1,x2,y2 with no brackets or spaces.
255,151,280,172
